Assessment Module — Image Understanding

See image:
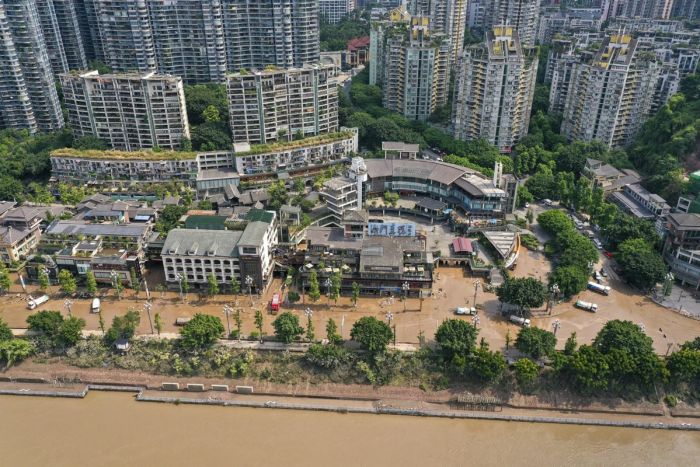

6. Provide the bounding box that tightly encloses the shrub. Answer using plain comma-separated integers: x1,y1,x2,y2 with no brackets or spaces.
305,343,352,370
180,314,225,351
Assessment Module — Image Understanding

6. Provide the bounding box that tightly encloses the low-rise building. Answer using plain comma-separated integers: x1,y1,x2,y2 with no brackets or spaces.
161,210,278,292
609,183,670,221
382,141,420,160
582,158,642,193
346,36,371,67
663,213,700,289
0,226,40,265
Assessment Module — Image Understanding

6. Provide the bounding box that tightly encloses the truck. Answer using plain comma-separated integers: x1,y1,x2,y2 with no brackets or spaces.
91,298,101,313
575,300,598,312
587,282,611,295
509,315,531,327
455,306,477,316
27,295,49,310
270,293,280,313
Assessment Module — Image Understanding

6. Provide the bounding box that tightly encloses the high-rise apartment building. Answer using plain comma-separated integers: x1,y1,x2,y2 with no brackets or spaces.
408,0,468,64
369,4,411,86
320,0,355,24
222,0,320,71
60,70,190,150
606,0,674,19
89,0,157,72
558,34,661,148
671,0,700,19
466,0,541,47
147,0,227,83
0,0,64,133
453,26,538,152
36,0,88,74
376,16,450,121
226,64,338,144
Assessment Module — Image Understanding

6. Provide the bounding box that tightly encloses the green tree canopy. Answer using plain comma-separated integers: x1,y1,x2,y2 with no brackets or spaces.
515,358,540,389
0,317,12,341
180,314,225,351
350,316,393,353
515,327,557,359
496,278,548,311
468,346,506,382
549,265,589,298
272,312,304,343
435,319,478,365
105,310,141,345
616,238,667,291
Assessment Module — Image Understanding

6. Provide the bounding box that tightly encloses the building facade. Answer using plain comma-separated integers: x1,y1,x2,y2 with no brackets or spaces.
61,70,190,151
379,16,450,121
320,0,354,24
453,26,538,152
227,64,339,145
559,34,661,148
88,0,157,72
662,213,700,289
407,0,468,64
147,0,227,83
0,0,64,133
222,0,319,71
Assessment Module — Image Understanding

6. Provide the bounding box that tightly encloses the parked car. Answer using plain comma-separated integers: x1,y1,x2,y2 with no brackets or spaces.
455,307,477,316
603,250,614,259
600,269,608,278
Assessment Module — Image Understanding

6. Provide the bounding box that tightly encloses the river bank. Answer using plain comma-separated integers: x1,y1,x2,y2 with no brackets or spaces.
3,360,700,431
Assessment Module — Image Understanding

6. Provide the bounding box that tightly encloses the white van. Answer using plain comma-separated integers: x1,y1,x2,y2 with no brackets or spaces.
91,298,101,313
27,295,49,310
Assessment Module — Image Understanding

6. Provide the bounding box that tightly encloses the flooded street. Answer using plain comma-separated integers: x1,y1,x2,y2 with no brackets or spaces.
0,392,699,466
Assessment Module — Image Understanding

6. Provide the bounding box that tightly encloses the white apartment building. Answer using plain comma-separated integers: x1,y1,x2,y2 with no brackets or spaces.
226,64,339,145
559,34,661,148
453,26,538,152
60,70,190,151
162,213,278,292
320,0,355,24
380,16,451,121
407,0,469,65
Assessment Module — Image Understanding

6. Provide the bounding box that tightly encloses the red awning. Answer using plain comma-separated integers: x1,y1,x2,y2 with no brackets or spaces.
452,237,473,253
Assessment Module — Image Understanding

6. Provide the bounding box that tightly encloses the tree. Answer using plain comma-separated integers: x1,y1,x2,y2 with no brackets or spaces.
180,314,225,351
601,213,659,251
306,314,315,342
496,278,547,312
38,268,50,292
113,274,123,299
154,313,163,336
549,265,588,298
27,310,63,340
326,318,341,344
515,327,557,360
207,273,220,296
566,345,611,395
184,83,228,125
537,210,575,235
616,238,667,291
0,317,12,341
0,339,35,368
267,181,288,211
235,308,242,340
330,271,341,305
57,269,77,295
272,312,304,343
85,271,97,296
351,281,360,307
350,316,393,353
105,310,141,344
305,343,352,370
515,358,540,389
435,319,479,366
505,329,512,350
154,205,187,234
667,348,700,385
230,276,240,295
469,346,507,382
202,104,221,122
0,268,11,295
308,271,321,303
130,268,140,294
181,275,189,296
556,230,599,271
190,121,231,151
593,320,663,386
564,332,578,356
58,316,85,347
0,176,24,201
254,310,264,343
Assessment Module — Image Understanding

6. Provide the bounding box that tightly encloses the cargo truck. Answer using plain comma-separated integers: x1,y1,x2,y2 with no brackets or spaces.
575,300,598,312
27,295,49,310
587,282,611,295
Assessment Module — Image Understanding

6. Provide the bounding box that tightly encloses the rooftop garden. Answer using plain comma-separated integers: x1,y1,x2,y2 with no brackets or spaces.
50,148,198,161
234,131,356,157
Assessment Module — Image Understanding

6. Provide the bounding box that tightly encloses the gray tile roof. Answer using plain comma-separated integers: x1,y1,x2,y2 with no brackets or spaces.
162,228,243,257
45,220,149,238
238,221,269,247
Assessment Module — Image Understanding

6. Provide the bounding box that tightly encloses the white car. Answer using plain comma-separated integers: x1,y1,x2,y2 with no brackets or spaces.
455,307,477,316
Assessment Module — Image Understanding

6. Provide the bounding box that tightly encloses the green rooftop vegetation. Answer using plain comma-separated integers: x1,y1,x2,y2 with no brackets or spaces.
245,209,274,223
50,147,198,161
184,215,229,230
234,131,356,157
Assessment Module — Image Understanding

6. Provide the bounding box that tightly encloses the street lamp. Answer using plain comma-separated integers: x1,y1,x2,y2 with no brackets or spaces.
110,270,120,300
385,312,393,326
324,277,332,306
63,298,73,317
402,281,410,312
143,301,154,334
549,283,560,315
245,275,254,306
175,272,184,301
471,315,480,328
223,304,233,339
666,342,675,356
473,280,481,308
552,319,561,336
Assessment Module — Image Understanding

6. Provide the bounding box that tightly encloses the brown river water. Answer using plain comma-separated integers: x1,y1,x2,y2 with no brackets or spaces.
1,392,699,466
